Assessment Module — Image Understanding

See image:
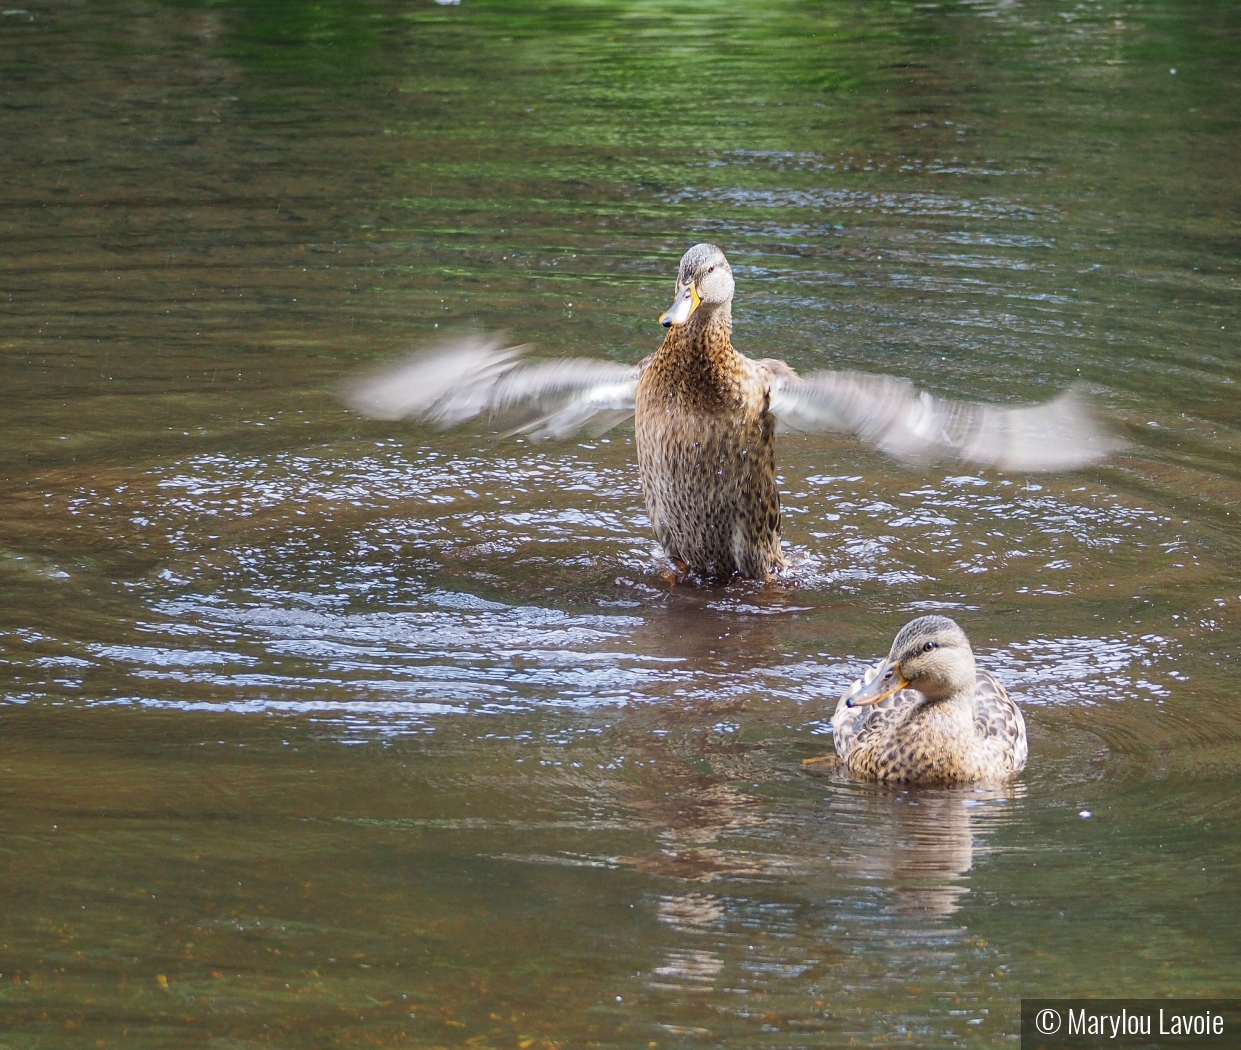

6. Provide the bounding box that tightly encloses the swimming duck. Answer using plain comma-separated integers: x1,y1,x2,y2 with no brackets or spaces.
822,615,1028,784
346,243,1118,580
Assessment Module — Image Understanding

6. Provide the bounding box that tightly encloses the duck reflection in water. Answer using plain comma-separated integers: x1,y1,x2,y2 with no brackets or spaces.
620,724,1017,937
845,781,1023,919
649,894,726,997
346,243,1120,582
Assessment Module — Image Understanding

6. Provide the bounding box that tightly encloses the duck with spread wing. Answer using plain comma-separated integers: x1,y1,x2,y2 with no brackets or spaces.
347,243,1118,581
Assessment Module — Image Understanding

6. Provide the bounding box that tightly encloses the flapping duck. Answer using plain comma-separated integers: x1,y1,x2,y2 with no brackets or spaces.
347,243,1119,581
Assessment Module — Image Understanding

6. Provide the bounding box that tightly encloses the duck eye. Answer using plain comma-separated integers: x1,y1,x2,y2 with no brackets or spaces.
923,641,937,652
707,265,715,273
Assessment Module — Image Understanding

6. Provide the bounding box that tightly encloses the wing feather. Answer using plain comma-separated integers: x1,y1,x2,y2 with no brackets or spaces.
345,335,642,439
767,365,1121,472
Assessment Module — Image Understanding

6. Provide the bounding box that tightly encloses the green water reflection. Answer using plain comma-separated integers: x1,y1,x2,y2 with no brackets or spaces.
1,0,1240,1046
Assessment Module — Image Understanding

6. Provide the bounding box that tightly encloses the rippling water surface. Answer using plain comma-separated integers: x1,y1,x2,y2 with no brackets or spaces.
2,0,1240,1045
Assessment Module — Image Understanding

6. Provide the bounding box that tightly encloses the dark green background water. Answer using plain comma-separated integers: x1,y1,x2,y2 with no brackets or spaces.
1,0,1239,1046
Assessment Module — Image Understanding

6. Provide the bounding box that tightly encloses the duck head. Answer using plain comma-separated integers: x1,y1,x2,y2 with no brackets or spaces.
660,243,735,327
845,615,977,708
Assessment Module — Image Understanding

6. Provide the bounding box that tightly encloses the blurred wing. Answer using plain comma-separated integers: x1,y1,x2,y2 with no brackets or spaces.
345,335,643,440
767,365,1121,472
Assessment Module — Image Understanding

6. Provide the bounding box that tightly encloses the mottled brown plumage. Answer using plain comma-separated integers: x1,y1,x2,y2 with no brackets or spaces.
635,244,784,579
825,615,1028,785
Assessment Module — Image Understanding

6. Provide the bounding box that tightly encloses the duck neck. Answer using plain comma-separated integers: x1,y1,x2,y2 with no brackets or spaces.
920,689,977,735
698,299,733,337
660,301,736,369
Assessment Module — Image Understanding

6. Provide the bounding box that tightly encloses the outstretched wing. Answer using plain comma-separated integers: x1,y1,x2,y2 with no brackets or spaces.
345,335,644,439
764,361,1121,471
